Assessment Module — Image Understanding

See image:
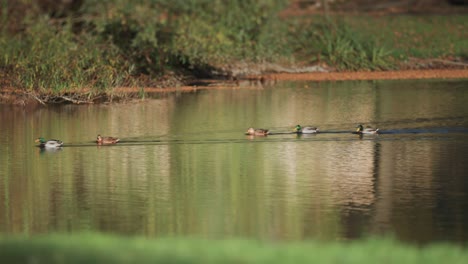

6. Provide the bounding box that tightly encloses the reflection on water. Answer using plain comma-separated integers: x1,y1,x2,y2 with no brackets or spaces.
1,79,468,244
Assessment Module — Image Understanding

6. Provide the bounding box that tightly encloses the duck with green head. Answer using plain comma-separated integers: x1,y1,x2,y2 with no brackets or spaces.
35,137,63,148
355,124,379,134
294,125,319,134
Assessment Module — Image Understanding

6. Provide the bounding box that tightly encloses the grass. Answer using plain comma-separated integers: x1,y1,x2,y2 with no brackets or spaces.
0,233,467,264
0,0,467,100
290,15,467,70
340,15,468,60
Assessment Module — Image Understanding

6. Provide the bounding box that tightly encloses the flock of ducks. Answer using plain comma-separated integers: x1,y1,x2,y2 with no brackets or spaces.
35,124,379,149
245,125,320,136
245,124,379,136
35,134,120,149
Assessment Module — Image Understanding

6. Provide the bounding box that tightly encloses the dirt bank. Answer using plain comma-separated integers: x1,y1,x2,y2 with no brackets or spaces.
256,69,468,81
112,69,468,94
108,69,468,97
2,69,467,106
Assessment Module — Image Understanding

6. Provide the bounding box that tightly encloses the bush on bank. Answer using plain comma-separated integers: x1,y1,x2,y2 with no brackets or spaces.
0,0,466,94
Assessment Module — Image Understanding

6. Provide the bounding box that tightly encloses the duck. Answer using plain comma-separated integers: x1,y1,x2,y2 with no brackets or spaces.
355,124,379,134
96,134,120,144
35,137,63,148
294,125,319,134
245,127,269,136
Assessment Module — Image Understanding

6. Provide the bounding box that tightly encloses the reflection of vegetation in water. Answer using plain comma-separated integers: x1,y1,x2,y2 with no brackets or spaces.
0,1,466,96
1,80,467,240
0,233,467,264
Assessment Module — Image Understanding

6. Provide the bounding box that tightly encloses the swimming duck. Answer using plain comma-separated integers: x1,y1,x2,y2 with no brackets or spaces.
96,134,120,144
355,124,379,134
245,127,269,136
35,137,63,148
294,125,319,134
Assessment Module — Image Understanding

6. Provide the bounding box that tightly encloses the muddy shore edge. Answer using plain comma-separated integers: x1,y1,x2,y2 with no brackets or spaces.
2,69,468,106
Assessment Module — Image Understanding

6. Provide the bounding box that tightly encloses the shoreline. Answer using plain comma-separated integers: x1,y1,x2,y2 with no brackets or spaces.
255,69,468,81
122,69,468,92
2,69,468,106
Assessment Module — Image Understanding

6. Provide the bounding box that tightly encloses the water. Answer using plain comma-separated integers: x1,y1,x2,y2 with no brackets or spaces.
1,79,468,244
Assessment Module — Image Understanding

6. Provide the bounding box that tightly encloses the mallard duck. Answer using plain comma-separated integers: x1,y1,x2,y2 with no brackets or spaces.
294,125,319,134
245,127,269,136
355,124,379,134
96,134,120,144
35,137,63,148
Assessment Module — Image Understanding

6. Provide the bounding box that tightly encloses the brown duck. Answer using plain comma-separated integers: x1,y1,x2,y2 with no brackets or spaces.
245,127,269,136
96,134,120,145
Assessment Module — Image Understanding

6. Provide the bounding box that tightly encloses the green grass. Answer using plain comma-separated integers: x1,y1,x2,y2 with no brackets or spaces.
291,19,394,70
340,15,468,60
290,15,467,70
0,233,467,264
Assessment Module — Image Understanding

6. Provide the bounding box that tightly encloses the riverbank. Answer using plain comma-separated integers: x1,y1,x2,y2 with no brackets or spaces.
1,233,467,264
1,1,467,105
1,0,467,106
259,69,468,81
1,69,468,106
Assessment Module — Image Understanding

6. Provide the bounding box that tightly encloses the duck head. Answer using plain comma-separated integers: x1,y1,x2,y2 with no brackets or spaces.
294,125,302,132
246,128,255,135
356,124,364,132
35,137,46,144
96,134,103,143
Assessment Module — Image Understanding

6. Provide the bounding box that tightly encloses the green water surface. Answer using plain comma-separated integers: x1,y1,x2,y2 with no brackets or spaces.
1,79,467,244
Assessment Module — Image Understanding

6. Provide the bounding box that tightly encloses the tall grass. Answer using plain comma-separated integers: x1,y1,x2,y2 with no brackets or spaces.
315,21,394,70
1,17,126,93
0,233,467,264
0,0,467,96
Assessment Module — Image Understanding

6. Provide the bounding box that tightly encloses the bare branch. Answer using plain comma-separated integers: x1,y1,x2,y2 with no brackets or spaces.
27,92,46,106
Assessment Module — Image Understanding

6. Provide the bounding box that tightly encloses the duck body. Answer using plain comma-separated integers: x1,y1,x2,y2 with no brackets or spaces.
294,125,319,134
96,135,120,144
245,127,269,136
35,137,63,148
355,124,379,134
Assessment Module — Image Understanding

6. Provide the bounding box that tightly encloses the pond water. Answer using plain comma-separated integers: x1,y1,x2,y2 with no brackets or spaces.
1,79,468,245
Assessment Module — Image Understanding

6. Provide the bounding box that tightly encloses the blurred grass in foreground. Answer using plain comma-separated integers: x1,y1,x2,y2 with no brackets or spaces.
0,233,467,264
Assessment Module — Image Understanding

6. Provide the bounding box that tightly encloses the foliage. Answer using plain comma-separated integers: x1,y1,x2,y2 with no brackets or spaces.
0,233,467,264
312,20,393,70
0,15,126,92
0,0,467,95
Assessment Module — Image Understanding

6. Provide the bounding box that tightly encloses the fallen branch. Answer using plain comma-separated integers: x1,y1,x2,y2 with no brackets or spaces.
27,92,46,106
59,95,92,104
